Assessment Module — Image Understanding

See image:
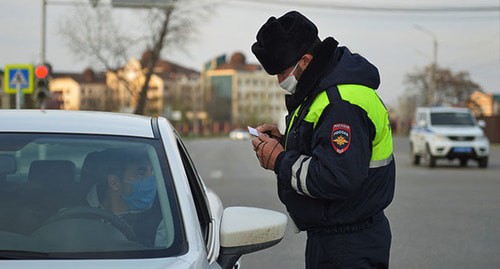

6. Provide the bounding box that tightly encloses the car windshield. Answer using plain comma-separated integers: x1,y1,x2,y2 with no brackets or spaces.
0,133,185,259
430,112,475,126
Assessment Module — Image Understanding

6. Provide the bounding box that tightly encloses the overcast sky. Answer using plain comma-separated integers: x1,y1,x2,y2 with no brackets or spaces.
1,0,499,106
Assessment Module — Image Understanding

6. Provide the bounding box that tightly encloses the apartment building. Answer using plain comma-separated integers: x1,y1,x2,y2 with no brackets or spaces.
202,52,287,131
49,68,115,111
106,58,164,115
147,53,202,123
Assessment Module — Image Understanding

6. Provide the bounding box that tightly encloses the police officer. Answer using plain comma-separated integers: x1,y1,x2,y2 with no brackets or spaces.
250,11,396,269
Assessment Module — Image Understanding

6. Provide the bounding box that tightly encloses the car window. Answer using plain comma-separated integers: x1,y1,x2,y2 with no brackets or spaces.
0,133,185,259
176,138,212,243
430,112,475,126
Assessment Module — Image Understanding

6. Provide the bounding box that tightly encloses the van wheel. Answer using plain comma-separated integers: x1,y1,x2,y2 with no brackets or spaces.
429,156,437,168
459,159,467,167
410,143,420,165
426,144,436,168
478,157,488,168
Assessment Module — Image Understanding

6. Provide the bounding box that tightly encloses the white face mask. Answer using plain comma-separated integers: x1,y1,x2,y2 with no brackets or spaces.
279,61,300,94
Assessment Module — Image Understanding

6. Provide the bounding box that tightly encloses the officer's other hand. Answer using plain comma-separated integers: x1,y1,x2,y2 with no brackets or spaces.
256,124,282,140
252,133,283,171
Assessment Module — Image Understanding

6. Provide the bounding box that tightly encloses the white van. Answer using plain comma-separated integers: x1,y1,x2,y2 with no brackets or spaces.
409,107,490,168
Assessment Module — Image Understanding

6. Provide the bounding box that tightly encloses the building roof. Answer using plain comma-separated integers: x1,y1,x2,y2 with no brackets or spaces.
140,50,200,79
49,50,200,83
205,52,263,72
52,68,107,84
154,60,200,80
215,62,261,72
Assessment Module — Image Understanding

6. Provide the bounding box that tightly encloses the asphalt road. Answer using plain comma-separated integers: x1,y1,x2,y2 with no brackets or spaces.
185,136,500,268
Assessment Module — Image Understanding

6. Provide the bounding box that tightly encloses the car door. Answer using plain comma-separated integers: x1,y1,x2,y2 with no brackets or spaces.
412,111,428,154
176,136,222,267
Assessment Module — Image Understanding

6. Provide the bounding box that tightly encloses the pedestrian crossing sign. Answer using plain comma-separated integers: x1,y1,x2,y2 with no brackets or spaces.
3,64,34,94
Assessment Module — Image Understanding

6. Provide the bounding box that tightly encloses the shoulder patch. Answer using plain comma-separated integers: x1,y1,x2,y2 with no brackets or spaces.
331,123,351,154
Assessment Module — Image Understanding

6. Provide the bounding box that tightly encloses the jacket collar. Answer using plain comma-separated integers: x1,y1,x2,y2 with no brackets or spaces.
285,37,340,112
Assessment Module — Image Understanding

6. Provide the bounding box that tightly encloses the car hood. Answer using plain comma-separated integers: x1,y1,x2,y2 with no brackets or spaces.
429,126,484,136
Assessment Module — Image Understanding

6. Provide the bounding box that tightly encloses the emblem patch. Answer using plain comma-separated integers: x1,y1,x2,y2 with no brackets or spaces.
331,123,351,154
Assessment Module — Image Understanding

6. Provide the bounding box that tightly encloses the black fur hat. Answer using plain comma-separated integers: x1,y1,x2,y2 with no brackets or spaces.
251,11,319,75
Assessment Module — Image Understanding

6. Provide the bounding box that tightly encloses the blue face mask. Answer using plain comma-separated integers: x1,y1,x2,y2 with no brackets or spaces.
122,175,157,211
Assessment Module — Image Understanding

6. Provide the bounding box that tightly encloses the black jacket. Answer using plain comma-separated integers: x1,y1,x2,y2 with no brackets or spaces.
274,37,395,231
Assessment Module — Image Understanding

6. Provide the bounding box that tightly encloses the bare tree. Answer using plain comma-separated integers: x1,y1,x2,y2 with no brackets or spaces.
404,64,482,107
434,70,481,106
59,0,212,115
397,64,483,132
394,93,419,134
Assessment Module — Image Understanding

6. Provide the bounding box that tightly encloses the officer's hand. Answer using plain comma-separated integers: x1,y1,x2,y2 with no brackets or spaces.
252,133,283,171
256,124,282,140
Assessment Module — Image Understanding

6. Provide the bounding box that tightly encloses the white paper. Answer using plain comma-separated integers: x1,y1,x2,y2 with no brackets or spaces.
247,126,260,136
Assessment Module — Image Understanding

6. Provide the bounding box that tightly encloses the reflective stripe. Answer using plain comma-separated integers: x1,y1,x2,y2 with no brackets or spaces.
291,155,307,195
291,155,315,197
304,91,330,129
285,105,302,150
285,91,329,149
299,158,314,198
337,84,393,162
369,154,393,168
287,86,393,161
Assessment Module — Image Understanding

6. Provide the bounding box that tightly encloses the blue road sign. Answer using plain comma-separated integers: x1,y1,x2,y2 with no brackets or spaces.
3,64,34,94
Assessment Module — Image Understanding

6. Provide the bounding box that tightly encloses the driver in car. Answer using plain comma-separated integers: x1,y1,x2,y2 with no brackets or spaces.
86,148,166,247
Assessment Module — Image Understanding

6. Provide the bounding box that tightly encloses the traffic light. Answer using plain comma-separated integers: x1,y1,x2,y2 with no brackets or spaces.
34,64,52,108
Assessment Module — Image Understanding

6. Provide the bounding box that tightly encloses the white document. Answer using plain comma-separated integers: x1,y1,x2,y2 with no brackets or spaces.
247,126,260,137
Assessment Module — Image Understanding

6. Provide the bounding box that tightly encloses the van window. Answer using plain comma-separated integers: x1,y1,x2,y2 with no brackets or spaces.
430,112,475,126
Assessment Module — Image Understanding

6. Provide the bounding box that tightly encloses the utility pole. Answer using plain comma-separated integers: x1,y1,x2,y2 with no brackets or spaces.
41,0,47,65
415,24,438,106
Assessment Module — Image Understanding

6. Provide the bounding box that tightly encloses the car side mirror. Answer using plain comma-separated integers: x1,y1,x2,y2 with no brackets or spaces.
417,120,426,128
217,207,288,269
477,120,486,128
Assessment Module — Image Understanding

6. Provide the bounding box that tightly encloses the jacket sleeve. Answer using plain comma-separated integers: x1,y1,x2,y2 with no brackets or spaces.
276,101,373,201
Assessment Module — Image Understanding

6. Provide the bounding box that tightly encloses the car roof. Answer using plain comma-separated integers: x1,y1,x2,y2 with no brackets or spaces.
0,110,155,138
417,106,471,113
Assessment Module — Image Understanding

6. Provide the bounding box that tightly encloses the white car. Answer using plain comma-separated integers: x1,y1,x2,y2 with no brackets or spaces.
409,107,490,168
228,129,252,140
0,110,287,268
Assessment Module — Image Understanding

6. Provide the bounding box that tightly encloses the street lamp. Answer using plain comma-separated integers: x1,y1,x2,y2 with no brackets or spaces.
415,24,438,106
